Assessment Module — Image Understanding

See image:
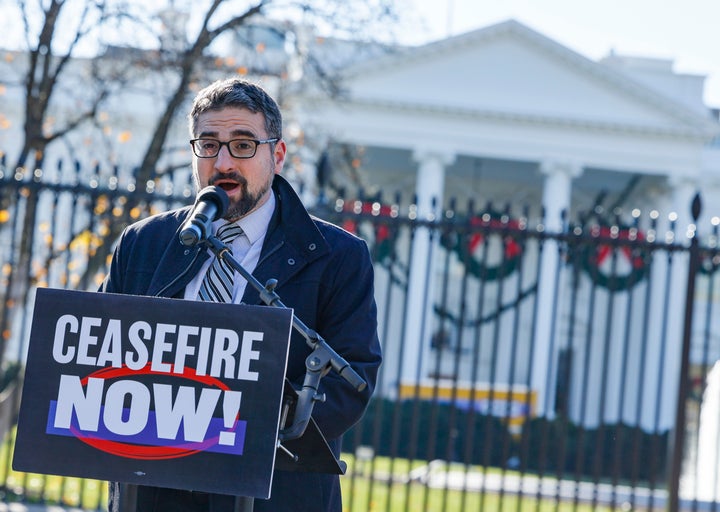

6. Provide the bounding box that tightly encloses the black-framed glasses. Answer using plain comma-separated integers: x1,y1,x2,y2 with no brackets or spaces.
189,138,279,159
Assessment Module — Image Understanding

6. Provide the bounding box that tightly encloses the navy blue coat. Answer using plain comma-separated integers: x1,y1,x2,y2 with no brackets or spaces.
102,175,381,511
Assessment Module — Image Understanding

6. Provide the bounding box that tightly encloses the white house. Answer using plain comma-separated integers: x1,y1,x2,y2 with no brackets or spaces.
294,19,720,433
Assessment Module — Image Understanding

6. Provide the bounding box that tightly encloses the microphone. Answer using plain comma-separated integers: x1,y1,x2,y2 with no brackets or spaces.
179,186,229,246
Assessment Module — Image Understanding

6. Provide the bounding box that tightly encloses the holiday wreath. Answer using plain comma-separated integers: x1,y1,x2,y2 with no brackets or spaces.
441,211,524,281
340,201,398,264
577,223,651,291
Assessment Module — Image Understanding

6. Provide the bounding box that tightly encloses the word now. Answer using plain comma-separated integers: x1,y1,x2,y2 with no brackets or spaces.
53,375,243,448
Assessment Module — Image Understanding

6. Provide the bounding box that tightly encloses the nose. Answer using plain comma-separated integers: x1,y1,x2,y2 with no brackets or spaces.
213,144,235,172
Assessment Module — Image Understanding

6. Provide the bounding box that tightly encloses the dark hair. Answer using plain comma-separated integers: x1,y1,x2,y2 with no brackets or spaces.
188,78,282,139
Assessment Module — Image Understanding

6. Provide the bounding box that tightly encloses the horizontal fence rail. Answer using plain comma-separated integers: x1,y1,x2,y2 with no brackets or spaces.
1,158,720,511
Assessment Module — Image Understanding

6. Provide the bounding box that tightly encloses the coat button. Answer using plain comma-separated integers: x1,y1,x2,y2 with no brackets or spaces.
184,249,190,255
308,243,316,251
288,258,296,265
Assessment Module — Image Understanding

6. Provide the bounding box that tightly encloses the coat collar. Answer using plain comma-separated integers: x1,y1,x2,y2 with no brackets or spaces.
242,175,330,304
147,175,329,300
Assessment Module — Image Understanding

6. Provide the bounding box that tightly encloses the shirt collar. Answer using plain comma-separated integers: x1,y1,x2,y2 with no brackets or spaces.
238,192,275,244
212,192,275,245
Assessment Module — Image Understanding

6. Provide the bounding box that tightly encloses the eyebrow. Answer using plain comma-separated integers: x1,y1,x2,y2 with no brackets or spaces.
197,129,258,139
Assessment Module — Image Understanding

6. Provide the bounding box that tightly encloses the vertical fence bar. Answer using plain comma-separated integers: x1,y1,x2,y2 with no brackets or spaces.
694,219,720,511
668,193,702,512
496,204,527,510
363,198,402,512
0,167,25,498
517,216,544,510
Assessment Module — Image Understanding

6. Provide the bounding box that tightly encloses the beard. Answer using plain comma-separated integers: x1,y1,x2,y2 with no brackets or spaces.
209,172,273,221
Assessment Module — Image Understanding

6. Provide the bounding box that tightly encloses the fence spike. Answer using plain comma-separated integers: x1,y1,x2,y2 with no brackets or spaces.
692,193,702,221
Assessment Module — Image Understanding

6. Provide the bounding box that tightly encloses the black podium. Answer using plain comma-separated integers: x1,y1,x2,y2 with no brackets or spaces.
117,381,346,512
13,288,347,509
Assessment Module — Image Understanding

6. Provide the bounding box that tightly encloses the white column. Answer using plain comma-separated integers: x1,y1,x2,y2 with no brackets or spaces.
533,159,583,417
649,175,698,431
400,150,455,387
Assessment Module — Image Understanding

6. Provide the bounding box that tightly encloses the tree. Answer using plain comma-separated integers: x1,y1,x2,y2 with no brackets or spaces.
0,0,402,367
0,0,151,369
1,0,129,169
1,0,403,195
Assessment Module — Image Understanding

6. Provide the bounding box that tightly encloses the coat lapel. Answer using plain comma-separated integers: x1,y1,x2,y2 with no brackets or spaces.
147,226,209,298
241,176,329,305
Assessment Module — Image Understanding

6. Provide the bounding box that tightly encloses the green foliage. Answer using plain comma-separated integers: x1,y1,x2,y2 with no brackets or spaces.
519,416,669,482
345,398,669,484
344,398,516,467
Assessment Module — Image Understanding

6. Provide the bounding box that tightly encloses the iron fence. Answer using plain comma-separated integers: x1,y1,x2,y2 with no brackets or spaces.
1,157,720,511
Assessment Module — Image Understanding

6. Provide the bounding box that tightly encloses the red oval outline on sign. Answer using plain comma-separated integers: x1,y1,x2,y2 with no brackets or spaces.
71,364,231,460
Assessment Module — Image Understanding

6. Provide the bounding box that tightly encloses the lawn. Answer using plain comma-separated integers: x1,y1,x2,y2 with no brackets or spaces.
0,432,637,512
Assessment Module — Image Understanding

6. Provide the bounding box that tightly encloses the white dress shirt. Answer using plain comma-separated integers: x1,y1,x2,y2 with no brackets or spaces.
184,192,275,303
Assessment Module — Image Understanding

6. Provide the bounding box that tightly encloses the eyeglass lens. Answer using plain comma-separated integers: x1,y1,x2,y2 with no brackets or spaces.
192,139,258,158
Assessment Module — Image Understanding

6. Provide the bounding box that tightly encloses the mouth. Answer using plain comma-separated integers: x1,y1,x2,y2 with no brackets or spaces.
213,179,242,195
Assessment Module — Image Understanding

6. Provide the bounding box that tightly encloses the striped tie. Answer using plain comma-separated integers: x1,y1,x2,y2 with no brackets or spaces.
198,222,244,303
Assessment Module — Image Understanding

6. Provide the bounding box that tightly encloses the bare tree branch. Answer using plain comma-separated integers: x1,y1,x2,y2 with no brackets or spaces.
1,0,405,370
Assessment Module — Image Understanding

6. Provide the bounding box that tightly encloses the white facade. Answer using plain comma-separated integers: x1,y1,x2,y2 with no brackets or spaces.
295,19,720,431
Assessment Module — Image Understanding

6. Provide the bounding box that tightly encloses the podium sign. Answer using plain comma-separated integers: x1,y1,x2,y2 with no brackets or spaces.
13,288,292,499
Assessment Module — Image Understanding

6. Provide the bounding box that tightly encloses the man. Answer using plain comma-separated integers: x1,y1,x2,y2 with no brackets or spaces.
101,77,382,511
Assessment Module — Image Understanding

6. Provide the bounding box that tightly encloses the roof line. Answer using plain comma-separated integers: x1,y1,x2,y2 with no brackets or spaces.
339,18,718,133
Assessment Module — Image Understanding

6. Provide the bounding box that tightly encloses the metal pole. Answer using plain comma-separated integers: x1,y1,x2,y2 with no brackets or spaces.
234,496,254,512
667,193,701,512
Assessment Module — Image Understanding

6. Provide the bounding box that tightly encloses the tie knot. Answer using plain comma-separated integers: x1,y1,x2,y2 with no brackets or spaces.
216,223,243,243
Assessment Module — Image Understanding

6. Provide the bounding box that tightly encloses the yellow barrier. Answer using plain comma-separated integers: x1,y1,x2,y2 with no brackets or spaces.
398,381,536,434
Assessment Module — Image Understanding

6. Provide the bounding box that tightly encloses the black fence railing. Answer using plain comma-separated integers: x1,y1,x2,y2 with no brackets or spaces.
1,158,720,511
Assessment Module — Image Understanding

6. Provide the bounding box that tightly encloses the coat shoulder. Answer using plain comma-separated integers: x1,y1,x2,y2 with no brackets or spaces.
124,207,189,235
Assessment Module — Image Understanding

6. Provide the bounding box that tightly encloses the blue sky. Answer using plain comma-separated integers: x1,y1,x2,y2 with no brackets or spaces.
406,0,720,107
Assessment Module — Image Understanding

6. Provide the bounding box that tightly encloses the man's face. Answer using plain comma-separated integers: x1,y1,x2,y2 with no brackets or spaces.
191,107,286,222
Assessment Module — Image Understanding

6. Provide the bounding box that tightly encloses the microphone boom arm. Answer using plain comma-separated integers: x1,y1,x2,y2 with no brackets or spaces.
202,234,367,441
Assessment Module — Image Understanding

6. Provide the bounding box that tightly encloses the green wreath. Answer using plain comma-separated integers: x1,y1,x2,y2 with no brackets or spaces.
579,224,651,291
699,250,720,275
441,211,524,281
341,201,397,264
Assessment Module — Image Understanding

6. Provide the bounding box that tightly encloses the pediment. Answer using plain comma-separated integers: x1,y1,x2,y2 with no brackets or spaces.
337,20,717,138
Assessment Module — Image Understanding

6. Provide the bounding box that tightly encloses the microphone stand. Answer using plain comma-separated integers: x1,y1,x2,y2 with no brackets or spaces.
201,233,368,512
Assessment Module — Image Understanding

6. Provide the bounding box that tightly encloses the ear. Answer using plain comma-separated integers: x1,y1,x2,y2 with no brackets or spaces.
273,139,287,174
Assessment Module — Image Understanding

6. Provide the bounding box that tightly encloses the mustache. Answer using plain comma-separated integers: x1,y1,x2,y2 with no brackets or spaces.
208,173,247,187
